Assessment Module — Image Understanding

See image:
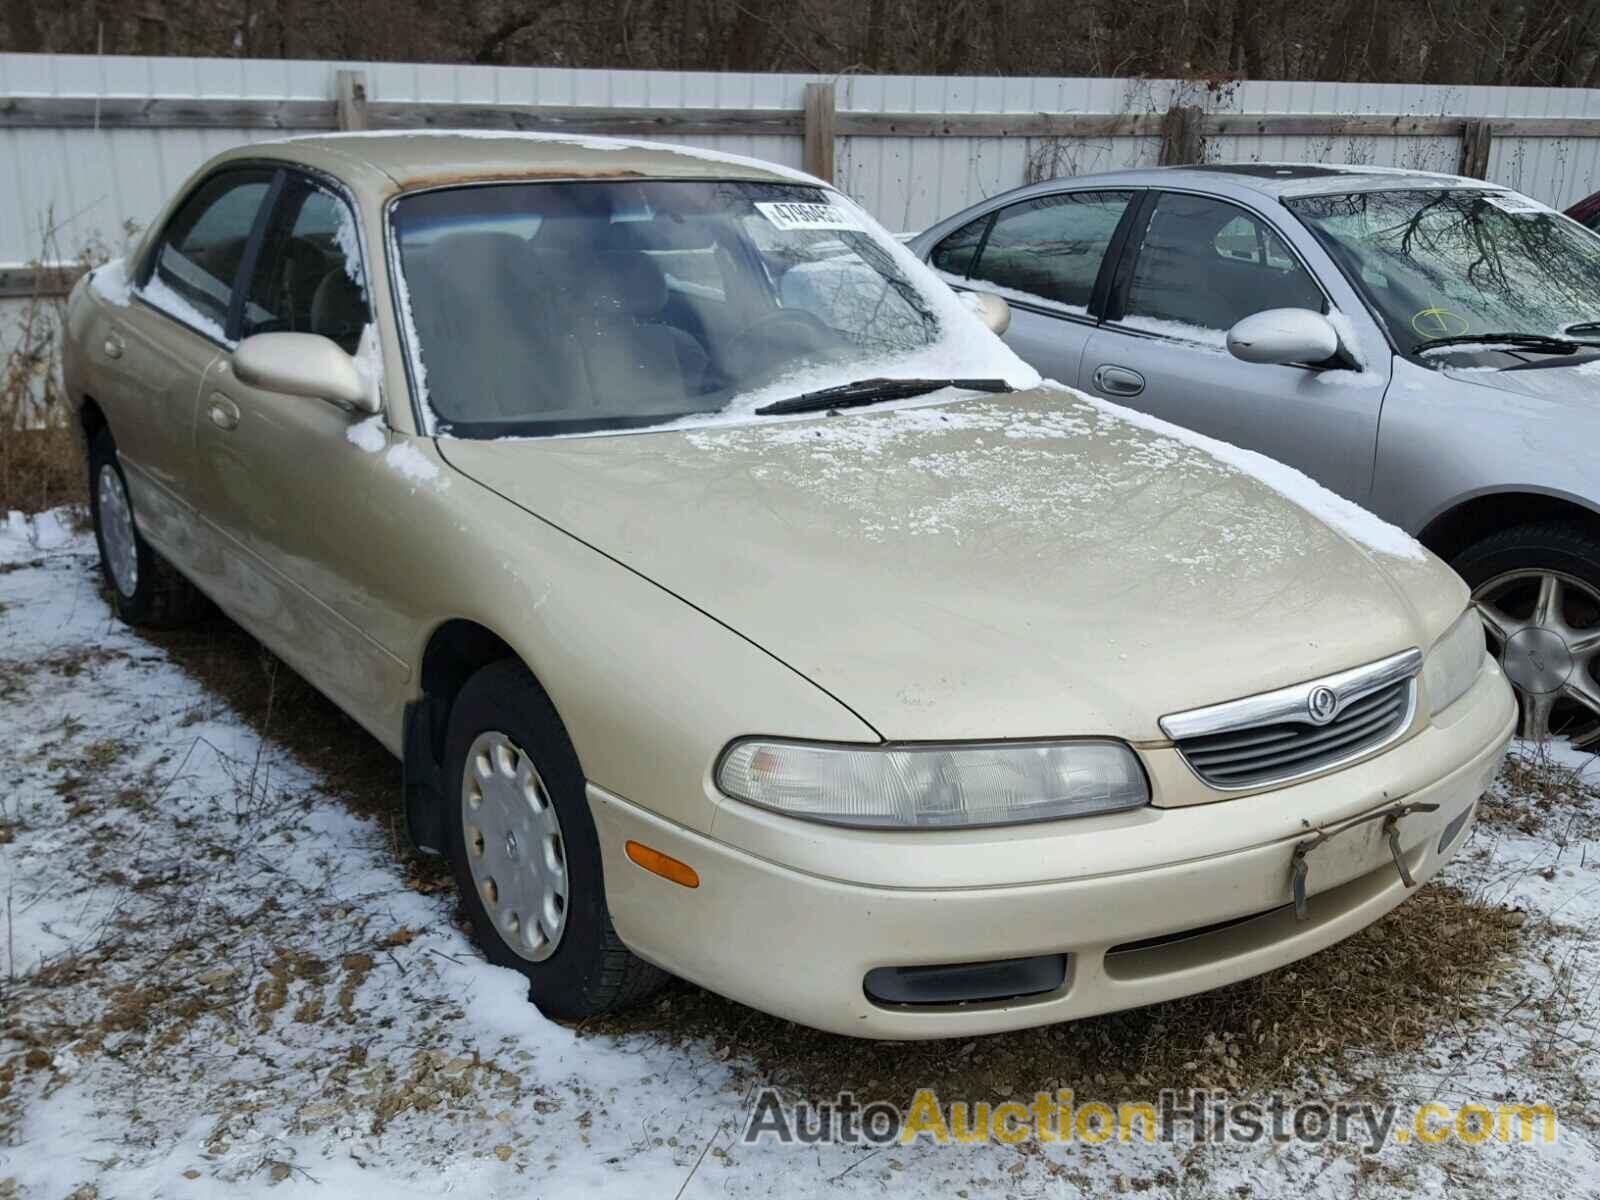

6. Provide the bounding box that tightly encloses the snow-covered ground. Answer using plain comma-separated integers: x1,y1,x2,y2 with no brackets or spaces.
1,513,1597,1198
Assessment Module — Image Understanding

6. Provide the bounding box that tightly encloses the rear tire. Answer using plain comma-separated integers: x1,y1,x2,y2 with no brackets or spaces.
442,659,666,1019
88,429,207,627
1452,522,1600,747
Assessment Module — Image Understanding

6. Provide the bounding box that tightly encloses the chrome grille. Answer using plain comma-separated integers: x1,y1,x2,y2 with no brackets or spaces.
1160,649,1422,791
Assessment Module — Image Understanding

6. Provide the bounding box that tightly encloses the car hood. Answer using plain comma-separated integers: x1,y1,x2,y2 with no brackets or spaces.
438,385,1467,742
1441,359,1600,405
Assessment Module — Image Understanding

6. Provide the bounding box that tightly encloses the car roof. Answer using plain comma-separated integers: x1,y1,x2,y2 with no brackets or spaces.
1000,161,1493,202
241,130,817,193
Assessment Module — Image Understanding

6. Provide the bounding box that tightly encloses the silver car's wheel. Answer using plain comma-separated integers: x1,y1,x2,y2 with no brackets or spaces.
1474,568,1600,747
460,730,568,962
96,463,139,598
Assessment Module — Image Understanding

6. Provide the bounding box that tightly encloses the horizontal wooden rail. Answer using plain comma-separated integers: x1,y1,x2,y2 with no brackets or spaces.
0,263,82,300
4,93,1598,141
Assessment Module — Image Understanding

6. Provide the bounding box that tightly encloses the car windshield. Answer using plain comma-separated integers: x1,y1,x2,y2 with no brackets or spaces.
1284,188,1600,357
390,179,1007,438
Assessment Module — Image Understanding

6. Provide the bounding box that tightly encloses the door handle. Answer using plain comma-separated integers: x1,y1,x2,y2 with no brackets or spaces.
207,393,240,431
1092,364,1146,397
103,332,124,360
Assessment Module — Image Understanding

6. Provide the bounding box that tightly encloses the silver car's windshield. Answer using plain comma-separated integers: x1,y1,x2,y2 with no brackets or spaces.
1285,188,1600,356
390,180,976,438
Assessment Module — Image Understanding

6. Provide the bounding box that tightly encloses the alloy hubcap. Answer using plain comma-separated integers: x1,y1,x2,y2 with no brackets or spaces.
460,730,568,962
1473,568,1600,747
96,464,138,598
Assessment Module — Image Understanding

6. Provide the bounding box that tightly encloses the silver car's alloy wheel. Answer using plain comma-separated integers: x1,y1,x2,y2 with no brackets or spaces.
96,463,139,598
1474,569,1600,747
461,730,569,962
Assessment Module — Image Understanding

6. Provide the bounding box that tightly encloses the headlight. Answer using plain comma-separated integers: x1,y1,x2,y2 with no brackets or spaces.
715,738,1149,829
1423,608,1487,716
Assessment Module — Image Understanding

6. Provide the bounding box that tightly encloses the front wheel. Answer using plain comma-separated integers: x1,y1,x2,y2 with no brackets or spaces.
442,660,666,1019
88,429,206,627
1453,522,1600,748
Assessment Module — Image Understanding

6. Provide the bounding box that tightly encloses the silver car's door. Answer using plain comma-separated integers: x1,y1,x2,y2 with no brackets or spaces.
1081,190,1389,505
925,189,1139,386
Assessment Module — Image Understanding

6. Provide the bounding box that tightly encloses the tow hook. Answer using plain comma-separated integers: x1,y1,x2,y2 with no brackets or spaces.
1290,801,1441,921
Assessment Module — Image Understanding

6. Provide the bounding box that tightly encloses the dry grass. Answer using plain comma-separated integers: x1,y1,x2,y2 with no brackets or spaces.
0,220,107,516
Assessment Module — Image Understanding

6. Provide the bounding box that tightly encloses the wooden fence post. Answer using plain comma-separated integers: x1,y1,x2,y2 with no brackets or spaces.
1158,104,1204,165
1458,119,1494,179
336,69,369,132
803,81,836,183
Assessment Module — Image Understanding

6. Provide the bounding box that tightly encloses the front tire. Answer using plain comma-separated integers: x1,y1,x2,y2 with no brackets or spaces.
88,429,206,627
1453,522,1600,748
442,659,666,1019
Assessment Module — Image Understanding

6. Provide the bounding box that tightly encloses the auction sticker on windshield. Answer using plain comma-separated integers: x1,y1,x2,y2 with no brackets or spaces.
1483,192,1549,216
754,201,864,232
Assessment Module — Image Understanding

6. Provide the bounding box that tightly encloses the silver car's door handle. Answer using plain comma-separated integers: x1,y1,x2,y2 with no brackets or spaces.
207,393,241,431
1092,364,1146,397
103,332,124,359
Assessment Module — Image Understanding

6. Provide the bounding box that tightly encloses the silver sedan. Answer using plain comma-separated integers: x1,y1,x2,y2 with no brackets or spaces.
912,164,1600,748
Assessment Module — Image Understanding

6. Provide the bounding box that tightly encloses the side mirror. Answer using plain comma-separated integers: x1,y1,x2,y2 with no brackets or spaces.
234,332,377,414
964,291,1012,336
1226,308,1340,366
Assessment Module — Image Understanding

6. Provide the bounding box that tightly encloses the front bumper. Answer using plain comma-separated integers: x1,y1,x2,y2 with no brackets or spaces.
590,665,1515,1039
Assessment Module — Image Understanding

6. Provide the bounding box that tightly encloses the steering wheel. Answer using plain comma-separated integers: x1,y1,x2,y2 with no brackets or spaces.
723,309,837,378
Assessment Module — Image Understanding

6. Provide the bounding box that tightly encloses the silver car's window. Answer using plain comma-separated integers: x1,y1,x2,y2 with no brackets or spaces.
1118,192,1323,346
389,180,943,438
148,170,273,332
1286,189,1600,353
961,191,1133,314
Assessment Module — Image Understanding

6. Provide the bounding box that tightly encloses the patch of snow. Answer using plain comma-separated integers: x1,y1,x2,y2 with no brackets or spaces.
331,197,366,287
280,128,822,185
88,257,132,306
385,440,443,486
1053,380,1428,561
1576,358,1600,377
2,508,76,558
1324,307,1366,369
1117,314,1229,349
346,414,386,453
961,279,1090,318
137,273,233,346
351,322,384,413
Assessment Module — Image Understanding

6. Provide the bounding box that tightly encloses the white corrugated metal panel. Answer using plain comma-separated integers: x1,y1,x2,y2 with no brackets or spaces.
5,53,1600,262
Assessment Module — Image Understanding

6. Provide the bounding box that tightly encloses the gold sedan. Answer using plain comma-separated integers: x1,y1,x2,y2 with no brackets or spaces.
63,133,1514,1038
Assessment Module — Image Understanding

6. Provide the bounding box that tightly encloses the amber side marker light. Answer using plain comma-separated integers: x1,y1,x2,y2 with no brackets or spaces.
625,841,700,889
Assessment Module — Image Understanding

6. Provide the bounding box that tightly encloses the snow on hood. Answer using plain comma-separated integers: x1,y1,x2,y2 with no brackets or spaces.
441,383,1461,740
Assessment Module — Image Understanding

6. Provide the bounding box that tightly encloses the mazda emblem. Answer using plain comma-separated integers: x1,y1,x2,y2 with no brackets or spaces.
1307,686,1339,725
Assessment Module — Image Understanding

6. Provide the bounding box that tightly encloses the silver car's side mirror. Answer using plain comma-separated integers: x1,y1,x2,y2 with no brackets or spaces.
1226,308,1340,366
965,291,1012,336
234,332,377,414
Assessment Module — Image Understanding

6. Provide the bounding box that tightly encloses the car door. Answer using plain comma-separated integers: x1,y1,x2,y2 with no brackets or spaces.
926,189,1139,385
1080,190,1389,505
188,170,410,732
104,168,275,562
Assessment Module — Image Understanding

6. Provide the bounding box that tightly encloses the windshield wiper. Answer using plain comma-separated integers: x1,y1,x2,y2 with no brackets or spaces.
753,377,1014,417
1413,332,1580,356
1561,321,1600,339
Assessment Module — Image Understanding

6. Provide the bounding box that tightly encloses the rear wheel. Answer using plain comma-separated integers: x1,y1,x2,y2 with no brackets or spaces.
88,429,206,627
442,659,666,1019
1453,523,1600,748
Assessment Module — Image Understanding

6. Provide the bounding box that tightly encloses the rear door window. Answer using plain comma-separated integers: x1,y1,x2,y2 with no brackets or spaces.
961,191,1134,314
